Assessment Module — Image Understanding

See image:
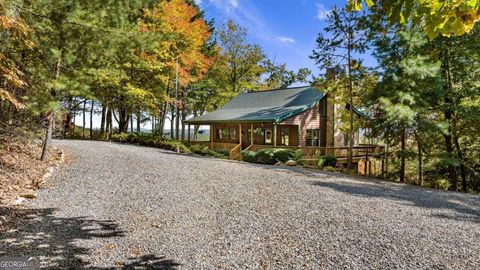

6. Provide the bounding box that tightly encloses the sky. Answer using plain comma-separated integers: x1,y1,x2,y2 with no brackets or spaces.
195,0,377,78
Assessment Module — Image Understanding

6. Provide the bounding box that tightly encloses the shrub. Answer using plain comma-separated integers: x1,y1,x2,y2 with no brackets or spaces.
323,166,336,172
190,144,228,158
111,133,130,143
432,179,451,190
317,155,337,169
215,149,230,157
111,133,190,153
242,150,257,163
254,148,298,165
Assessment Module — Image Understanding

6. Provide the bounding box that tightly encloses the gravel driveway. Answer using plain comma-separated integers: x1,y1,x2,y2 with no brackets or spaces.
2,140,479,269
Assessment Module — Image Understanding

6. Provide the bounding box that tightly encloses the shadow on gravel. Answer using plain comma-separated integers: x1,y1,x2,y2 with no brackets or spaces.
0,207,179,269
311,181,480,222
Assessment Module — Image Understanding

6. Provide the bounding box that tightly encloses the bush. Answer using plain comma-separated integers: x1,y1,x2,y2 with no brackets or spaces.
323,166,336,172
111,133,190,153
432,179,451,190
215,149,230,157
242,150,257,163
190,144,228,159
111,133,130,143
252,148,298,165
317,155,337,169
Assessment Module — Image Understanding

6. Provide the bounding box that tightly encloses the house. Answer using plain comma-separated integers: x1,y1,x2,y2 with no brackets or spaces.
185,86,383,172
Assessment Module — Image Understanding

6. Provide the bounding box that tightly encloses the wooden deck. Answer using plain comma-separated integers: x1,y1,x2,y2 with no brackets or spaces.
186,141,385,177
188,141,383,160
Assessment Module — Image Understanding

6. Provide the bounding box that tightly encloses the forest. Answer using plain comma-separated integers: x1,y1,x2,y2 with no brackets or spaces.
1,0,479,192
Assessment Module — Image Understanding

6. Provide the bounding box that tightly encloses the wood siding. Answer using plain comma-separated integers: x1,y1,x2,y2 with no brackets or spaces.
211,97,330,148
280,101,327,147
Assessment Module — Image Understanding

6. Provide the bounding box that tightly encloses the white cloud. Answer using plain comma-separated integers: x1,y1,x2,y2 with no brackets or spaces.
194,0,202,5
229,0,238,8
277,36,296,44
209,0,239,13
316,3,330,20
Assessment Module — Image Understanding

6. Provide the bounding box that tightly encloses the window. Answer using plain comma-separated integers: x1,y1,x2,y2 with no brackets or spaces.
306,129,320,146
264,129,272,144
280,127,289,146
216,128,237,141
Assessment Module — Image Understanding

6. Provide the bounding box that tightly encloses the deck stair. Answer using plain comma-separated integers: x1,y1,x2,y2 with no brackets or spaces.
229,144,242,161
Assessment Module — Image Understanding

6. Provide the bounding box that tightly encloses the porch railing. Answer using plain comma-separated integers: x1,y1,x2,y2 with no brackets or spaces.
229,144,242,161
187,141,384,160
247,145,384,159
187,141,239,152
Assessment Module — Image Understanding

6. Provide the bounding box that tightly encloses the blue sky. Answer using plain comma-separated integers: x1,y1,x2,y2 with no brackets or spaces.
196,0,377,78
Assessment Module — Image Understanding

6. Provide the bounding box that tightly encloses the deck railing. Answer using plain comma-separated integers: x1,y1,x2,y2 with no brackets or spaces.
187,141,384,160
247,145,384,159
187,141,239,152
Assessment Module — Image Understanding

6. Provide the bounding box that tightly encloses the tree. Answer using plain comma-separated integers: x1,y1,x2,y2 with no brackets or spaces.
140,0,214,138
262,60,311,89
217,20,266,95
349,0,480,39
311,5,369,169
366,4,480,190
0,1,31,111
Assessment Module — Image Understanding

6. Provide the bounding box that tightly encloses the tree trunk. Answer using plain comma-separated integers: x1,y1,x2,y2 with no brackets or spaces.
181,87,187,141
136,111,141,132
415,132,424,186
89,100,94,138
63,96,73,138
151,116,155,132
130,113,133,133
100,104,106,137
106,106,112,139
385,131,390,179
441,42,458,190
176,106,180,140
346,32,354,170
170,108,175,140
40,112,54,161
40,51,62,161
82,100,86,138
453,130,467,192
400,127,406,183
118,106,129,133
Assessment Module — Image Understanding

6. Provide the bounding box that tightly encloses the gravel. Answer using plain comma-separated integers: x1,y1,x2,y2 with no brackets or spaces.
2,140,479,269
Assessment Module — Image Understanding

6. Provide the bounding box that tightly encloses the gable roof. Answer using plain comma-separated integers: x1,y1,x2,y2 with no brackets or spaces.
185,86,326,124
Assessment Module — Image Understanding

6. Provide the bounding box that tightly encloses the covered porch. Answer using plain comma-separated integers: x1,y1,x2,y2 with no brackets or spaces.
185,122,299,161
184,122,385,176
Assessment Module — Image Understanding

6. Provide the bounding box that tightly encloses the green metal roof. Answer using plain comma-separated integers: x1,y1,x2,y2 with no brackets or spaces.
185,86,326,124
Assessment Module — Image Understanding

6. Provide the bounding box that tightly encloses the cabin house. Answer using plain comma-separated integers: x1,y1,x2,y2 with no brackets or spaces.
185,86,383,171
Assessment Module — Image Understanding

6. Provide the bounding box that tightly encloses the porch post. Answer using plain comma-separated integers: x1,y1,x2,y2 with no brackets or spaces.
239,124,242,146
250,124,253,146
187,124,191,142
273,123,277,147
